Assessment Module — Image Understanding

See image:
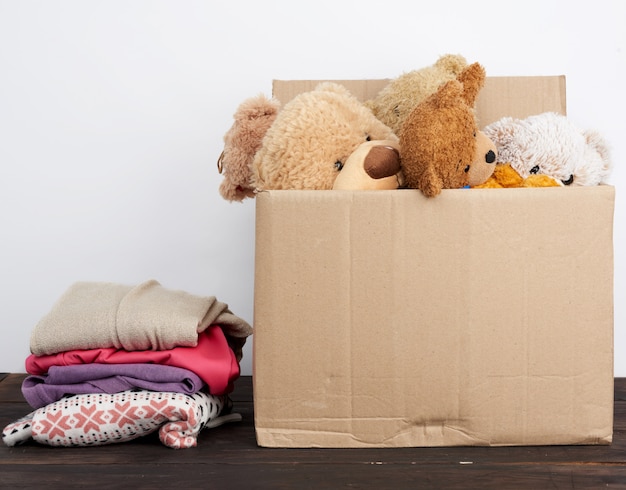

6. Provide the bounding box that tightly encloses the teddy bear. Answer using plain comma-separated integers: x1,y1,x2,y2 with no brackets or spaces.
365,54,468,135
473,163,560,188
483,112,612,186
332,139,403,190
218,83,396,198
399,62,497,197
252,82,397,191
217,94,281,201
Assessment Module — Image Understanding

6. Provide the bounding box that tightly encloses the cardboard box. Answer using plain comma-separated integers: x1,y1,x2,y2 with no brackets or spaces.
253,76,614,448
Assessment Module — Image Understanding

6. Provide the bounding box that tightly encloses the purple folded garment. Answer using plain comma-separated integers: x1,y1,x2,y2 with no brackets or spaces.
22,363,205,409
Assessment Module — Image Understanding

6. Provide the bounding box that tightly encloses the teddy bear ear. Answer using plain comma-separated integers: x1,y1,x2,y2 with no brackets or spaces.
232,93,281,122
583,129,613,177
456,62,486,107
218,94,281,201
431,80,464,108
434,53,468,76
483,117,517,146
583,130,611,164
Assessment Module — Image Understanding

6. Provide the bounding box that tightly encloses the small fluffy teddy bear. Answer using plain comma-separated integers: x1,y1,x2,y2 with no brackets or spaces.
483,112,612,186
252,82,397,191
332,139,403,190
365,54,468,135
217,94,281,201
399,62,497,197
473,163,560,188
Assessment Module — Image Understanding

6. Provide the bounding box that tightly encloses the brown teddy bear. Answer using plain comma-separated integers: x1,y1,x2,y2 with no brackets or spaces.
252,82,397,191
217,94,280,201
399,62,497,197
365,54,468,135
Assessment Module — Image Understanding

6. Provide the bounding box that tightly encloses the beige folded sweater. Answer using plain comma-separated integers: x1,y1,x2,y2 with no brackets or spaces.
30,280,253,361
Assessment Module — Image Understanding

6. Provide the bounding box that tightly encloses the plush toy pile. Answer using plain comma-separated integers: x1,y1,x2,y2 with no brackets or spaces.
2,281,253,449
217,55,612,198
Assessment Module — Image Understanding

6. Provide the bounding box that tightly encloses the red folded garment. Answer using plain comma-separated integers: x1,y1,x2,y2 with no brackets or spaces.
25,325,239,395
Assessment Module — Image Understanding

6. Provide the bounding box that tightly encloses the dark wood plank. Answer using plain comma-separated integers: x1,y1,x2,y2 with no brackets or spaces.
616,377,626,401
1,462,625,489
1,375,625,489
0,372,28,403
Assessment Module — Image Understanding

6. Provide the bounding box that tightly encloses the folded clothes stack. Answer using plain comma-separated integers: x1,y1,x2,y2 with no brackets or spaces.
2,280,253,449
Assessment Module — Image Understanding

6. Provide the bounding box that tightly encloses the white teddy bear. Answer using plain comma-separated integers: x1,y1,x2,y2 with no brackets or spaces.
483,112,612,186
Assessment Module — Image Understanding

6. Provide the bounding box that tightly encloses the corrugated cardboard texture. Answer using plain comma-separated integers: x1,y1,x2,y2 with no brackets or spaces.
272,76,567,127
253,77,613,448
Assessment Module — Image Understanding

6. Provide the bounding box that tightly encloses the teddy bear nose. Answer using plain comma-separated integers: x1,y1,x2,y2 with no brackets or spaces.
485,150,496,164
364,145,401,179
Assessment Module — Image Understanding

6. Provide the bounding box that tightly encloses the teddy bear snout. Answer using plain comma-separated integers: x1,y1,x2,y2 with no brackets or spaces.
486,149,496,164
364,145,401,179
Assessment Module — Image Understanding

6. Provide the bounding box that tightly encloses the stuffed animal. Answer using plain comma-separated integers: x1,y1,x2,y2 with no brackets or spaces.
332,139,403,190
217,94,280,201
483,112,612,186
365,54,468,135
399,62,497,197
473,163,560,188
252,82,397,191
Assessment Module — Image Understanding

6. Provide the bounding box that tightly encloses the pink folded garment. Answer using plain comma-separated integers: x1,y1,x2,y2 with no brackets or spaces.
25,325,239,395
2,390,242,449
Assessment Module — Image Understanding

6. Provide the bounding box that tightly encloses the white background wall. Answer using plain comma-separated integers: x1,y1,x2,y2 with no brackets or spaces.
1,0,624,377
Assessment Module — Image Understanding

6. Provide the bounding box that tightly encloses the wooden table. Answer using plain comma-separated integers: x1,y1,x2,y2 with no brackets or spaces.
1,373,625,488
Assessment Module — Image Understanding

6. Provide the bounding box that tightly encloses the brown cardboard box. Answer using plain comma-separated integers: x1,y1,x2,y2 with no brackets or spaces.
253,77,614,448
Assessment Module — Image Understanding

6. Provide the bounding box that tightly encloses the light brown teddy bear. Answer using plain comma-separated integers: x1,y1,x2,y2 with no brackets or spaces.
217,94,280,201
399,62,497,197
218,83,397,198
365,54,468,135
252,82,397,191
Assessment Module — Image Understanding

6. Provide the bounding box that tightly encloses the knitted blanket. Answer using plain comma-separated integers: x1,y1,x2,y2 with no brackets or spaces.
2,390,241,449
29,280,253,360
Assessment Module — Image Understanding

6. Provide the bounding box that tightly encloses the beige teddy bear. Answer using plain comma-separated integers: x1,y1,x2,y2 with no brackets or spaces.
252,82,397,191
218,83,398,198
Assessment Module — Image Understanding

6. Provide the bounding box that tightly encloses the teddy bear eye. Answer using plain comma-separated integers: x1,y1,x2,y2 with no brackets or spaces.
464,165,470,173
335,161,344,171
530,165,540,174
366,135,371,142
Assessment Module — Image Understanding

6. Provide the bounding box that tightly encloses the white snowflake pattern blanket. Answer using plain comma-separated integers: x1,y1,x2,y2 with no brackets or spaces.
2,390,241,449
